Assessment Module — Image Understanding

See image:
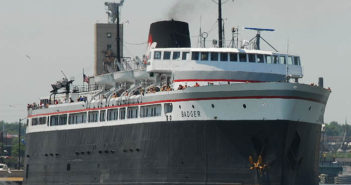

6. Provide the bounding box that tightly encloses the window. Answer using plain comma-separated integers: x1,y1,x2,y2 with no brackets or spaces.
287,56,293,65
100,110,106,122
265,55,273,64
273,56,279,64
294,56,300,65
201,52,209,61
140,104,162,118
107,44,112,49
50,116,59,126
107,109,118,121
164,103,173,114
154,51,161,60
211,52,219,61
248,54,256,63
220,53,228,62
173,52,181,60
279,56,286,64
192,52,199,60
88,111,99,123
106,32,112,38
127,107,138,119
239,53,247,62
39,117,47,125
68,112,87,125
230,53,238,62
257,54,264,63
59,115,67,125
32,118,39,126
182,52,189,60
120,108,126,120
163,51,171,60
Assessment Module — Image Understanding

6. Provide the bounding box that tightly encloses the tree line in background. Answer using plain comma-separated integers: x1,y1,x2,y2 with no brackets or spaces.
324,121,351,137
0,120,26,169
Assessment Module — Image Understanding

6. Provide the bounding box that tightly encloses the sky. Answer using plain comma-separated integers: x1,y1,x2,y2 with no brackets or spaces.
0,0,350,123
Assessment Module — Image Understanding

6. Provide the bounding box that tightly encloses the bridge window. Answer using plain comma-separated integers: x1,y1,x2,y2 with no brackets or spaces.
107,109,118,121
191,52,199,60
257,54,264,63
287,56,293,65
294,56,300,65
230,53,238,62
279,56,286,64
68,112,87,125
239,53,247,62
32,118,39,126
182,52,189,60
120,108,126,120
248,54,256,63
211,52,219,61
127,107,138,119
265,55,273,64
88,111,99,123
154,51,161,60
163,52,171,60
273,56,279,64
201,52,209,61
100,110,106,122
140,104,162,118
220,53,228,62
173,52,181,60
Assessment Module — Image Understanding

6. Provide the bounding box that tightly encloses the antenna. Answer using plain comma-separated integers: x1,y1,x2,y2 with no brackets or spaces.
61,70,68,79
245,27,277,51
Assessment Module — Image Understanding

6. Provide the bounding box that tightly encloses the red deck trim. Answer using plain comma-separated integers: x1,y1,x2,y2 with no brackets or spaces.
28,95,323,118
173,79,263,83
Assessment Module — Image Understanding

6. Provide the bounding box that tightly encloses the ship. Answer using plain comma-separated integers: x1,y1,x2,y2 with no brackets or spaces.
23,1,331,185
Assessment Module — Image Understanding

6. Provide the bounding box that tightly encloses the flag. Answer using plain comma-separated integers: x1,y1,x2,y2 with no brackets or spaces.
83,74,89,83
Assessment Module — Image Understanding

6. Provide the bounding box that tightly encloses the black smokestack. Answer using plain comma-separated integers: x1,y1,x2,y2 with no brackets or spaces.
148,20,191,48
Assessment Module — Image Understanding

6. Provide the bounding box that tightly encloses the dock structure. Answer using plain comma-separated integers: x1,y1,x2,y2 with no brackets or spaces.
0,170,24,184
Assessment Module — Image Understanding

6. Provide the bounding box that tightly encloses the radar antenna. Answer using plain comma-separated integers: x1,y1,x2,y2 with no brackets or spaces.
245,27,278,51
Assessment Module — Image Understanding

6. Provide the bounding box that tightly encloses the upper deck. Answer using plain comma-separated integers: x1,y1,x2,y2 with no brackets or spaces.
147,48,302,83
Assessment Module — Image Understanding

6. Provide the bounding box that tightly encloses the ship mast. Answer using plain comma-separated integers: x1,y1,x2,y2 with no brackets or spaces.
218,0,223,48
105,0,125,67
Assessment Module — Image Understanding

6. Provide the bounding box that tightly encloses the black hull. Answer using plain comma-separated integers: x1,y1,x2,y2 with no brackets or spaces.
24,120,321,185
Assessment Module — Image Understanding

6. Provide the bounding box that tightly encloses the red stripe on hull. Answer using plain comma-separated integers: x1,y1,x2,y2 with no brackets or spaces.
28,96,324,118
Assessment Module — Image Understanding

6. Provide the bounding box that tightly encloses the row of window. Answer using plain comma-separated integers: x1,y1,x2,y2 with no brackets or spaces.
31,104,162,127
153,51,301,65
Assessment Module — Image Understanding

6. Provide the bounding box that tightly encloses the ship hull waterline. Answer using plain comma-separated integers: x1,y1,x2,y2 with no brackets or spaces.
24,120,321,185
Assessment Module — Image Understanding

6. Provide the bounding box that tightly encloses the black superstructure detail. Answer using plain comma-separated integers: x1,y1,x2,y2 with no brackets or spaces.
148,20,191,48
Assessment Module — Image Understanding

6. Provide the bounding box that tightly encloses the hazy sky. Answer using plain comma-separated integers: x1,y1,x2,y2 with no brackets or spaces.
0,0,350,123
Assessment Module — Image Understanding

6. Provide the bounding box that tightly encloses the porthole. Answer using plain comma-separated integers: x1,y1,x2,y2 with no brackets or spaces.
66,163,71,171
211,104,215,108
136,148,140,152
179,105,182,109
243,104,247,109
192,105,195,109
309,106,312,111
